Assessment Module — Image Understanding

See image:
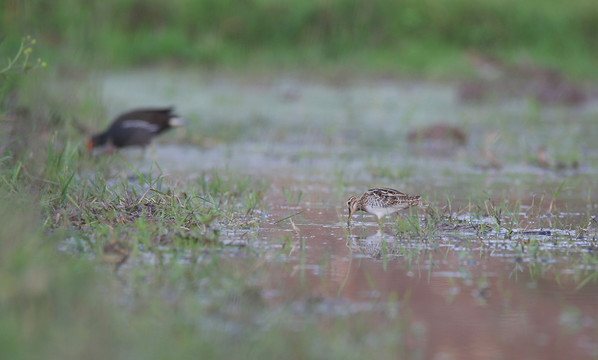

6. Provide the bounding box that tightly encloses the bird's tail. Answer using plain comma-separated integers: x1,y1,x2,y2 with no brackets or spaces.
168,116,187,127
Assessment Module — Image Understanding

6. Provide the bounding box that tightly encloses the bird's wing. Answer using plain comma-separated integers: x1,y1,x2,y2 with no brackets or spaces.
368,187,407,197
120,119,160,133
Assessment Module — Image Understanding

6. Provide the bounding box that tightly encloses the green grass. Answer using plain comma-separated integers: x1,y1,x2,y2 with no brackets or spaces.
281,186,304,205
3,0,598,78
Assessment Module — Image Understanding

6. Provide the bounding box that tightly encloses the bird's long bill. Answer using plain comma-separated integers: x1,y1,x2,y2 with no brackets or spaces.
347,208,353,226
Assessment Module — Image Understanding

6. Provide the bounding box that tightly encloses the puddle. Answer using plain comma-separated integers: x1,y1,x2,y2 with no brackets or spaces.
255,192,598,359
91,69,598,358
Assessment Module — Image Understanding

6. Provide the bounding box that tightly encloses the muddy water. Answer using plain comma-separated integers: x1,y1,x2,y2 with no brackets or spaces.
101,70,598,359
259,186,598,359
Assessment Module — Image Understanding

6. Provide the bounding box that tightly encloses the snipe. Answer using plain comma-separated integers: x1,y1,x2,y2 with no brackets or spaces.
346,187,427,226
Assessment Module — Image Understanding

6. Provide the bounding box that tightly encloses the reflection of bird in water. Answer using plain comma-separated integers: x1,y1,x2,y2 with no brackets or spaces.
87,107,185,152
349,230,393,260
346,187,427,226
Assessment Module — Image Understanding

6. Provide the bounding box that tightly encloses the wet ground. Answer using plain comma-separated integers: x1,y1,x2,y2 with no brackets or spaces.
97,69,598,359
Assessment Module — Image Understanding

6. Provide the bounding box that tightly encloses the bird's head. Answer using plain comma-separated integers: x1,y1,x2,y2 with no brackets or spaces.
346,196,360,226
86,138,96,152
86,133,108,152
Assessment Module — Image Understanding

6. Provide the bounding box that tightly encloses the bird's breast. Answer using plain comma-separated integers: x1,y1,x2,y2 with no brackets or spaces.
364,204,401,218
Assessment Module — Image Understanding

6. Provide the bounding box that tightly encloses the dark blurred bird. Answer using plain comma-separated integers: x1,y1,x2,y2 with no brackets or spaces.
87,107,185,151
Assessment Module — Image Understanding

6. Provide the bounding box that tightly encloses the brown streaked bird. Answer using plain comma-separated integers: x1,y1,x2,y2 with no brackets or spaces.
346,187,427,226
87,107,185,151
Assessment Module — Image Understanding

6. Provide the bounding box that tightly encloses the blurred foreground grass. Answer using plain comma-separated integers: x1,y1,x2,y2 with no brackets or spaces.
2,0,598,77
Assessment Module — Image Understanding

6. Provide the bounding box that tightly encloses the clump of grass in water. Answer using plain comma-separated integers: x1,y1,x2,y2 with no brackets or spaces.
42,163,269,269
281,185,304,205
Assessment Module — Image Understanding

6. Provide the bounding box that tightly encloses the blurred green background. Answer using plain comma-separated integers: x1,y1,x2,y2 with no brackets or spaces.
3,0,598,77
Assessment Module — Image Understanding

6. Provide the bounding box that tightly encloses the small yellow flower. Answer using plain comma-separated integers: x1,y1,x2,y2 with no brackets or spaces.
41,62,47,68
31,39,37,45
24,47,32,55
37,58,42,63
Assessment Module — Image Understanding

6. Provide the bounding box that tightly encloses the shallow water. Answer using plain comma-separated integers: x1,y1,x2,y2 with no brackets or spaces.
98,69,598,359
258,189,598,359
